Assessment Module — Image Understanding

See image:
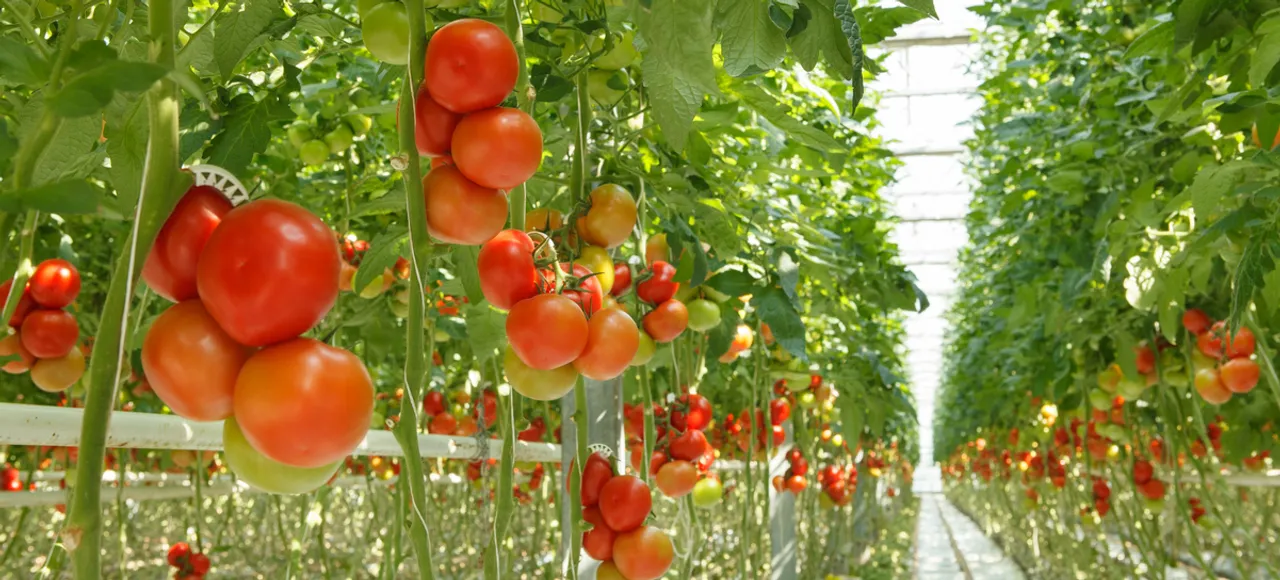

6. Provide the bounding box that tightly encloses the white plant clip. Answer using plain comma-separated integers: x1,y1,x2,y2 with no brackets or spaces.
187,165,251,206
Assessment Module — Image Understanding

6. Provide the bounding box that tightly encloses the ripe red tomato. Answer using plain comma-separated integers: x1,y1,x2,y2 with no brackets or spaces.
655,460,697,498
20,309,78,358
188,552,210,575
579,452,614,507
583,524,616,561
769,398,791,426
1137,478,1166,500
572,308,638,381
669,429,709,461
167,542,191,567
1196,331,1222,359
142,300,252,422
429,413,458,434
643,299,688,343
413,83,462,157
234,338,374,468
611,262,632,297
1134,345,1155,374
506,294,588,370
0,333,35,373
197,199,340,346
671,394,713,431
423,390,446,416
598,475,651,532
785,475,808,493
636,261,678,305
452,107,543,190
477,229,539,310
424,19,518,114
423,165,508,245
28,259,80,308
556,263,605,315
144,185,233,302
577,184,637,249
612,526,674,580
1182,308,1211,335
1216,322,1255,358
0,279,36,328
1133,460,1153,484
1220,358,1259,393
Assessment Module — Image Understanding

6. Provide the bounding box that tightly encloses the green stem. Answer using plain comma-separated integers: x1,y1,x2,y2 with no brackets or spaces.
640,369,656,486
1244,310,1280,415
0,211,39,327
485,362,516,579
391,1,437,579
66,0,188,576
503,0,531,230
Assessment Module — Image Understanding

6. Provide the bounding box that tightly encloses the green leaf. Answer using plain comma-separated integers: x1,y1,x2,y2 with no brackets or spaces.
351,190,406,218
691,201,740,257
451,245,485,306
354,229,407,295
19,95,103,187
1251,31,1280,87
1173,0,1214,48
204,93,290,175
731,81,844,153
856,6,929,45
0,37,51,85
1230,236,1272,330
705,268,760,297
1186,162,1245,217
895,0,936,18
833,0,864,112
715,0,787,77
640,0,718,150
839,393,865,440
778,249,799,304
1,180,104,215
706,302,743,359
790,0,855,79
1123,19,1173,59
48,61,167,118
752,287,805,359
214,0,282,80
464,304,507,362
105,96,148,211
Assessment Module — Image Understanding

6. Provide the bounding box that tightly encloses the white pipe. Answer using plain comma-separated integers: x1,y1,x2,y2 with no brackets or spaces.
0,403,561,463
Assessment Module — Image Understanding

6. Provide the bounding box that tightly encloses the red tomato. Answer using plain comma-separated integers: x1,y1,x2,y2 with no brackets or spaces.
28,259,80,309
1220,358,1259,393
506,294,588,370
167,542,191,567
583,525,616,561
144,185,233,302
1134,345,1155,374
671,394,713,431
428,413,458,434
423,165,508,245
0,333,35,373
0,279,36,328
423,390,446,416
655,460,697,498
769,398,791,426
581,452,614,507
189,552,210,575
1219,323,1255,358
598,475,651,532
556,263,605,315
1137,478,1166,500
611,262,632,297
20,310,78,358
197,199,340,346
424,18,517,114
573,308,639,381
612,526,674,580
635,261,678,305
1196,331,1223,359
1133,460,1153,484
577,184,637,249
477,230,539,310
413,82,461,157
642,300,688,343
234,338,374,468
452,107,543,190
1182,309,1211,335
785,475,808,493
1194,368,1232,405
142,300,253,422
669,429,709,461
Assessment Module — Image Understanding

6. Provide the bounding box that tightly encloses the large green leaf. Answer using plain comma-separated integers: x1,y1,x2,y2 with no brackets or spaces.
715,0,787,76
204,93,291,175
640,0,718,150
214,0,283,80
752,287,806,359
731,81,845,153
895,0,937,18
790,0,855,79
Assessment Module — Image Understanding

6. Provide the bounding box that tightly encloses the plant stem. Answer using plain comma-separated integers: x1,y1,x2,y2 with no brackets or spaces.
503,0,532,230
66,0,188,576
391,1,437,579
484,360,515,579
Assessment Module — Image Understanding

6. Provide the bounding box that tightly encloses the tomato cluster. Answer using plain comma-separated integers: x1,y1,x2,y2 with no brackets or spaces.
1089,477,1112,518
0,465,22,492
772,449,810,495
579,452,674,580
0,258,86,392
815,464,858,508
1132,459,1166,501
623,394,716,496
141,183,372,495
166,542,211,580
1183,310,1261,404
422,388,496,436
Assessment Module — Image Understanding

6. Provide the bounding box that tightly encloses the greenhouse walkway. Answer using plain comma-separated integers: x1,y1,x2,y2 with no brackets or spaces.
915,494,1025,580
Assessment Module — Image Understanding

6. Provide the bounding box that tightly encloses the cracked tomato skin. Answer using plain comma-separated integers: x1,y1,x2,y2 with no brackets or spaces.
233,338,374,468
144,185,234,303
196,199,340,346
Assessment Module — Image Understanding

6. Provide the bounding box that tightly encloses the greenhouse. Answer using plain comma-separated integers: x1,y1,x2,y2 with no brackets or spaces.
0,0,1276,578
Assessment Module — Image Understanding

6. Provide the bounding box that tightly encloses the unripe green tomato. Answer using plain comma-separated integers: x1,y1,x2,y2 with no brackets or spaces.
357,0,385,17
1116,378,1145,400
346,114,373,137
434,329,450,343
377,113,397,130
818,492,836,510
300,140,329,165
1164,369,1189,388
702,285,730,303
370,411,386,429
691,477,724,508
1143,497,1165,513
325,125,354,154
1087,388,1112,410
686,299,721,332
631,330,657,366
389,298,409,319
588,70,626,108
797,392,817,409
224,418,340,494
362,2,411,65
358,272,389,299
787,379,809,394
590,30,638,70
287,125,312,148
350,88,374,107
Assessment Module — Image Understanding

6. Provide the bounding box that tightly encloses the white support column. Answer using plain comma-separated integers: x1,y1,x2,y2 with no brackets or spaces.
768,422,797,580
559,377,625,579
0,403,561,462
